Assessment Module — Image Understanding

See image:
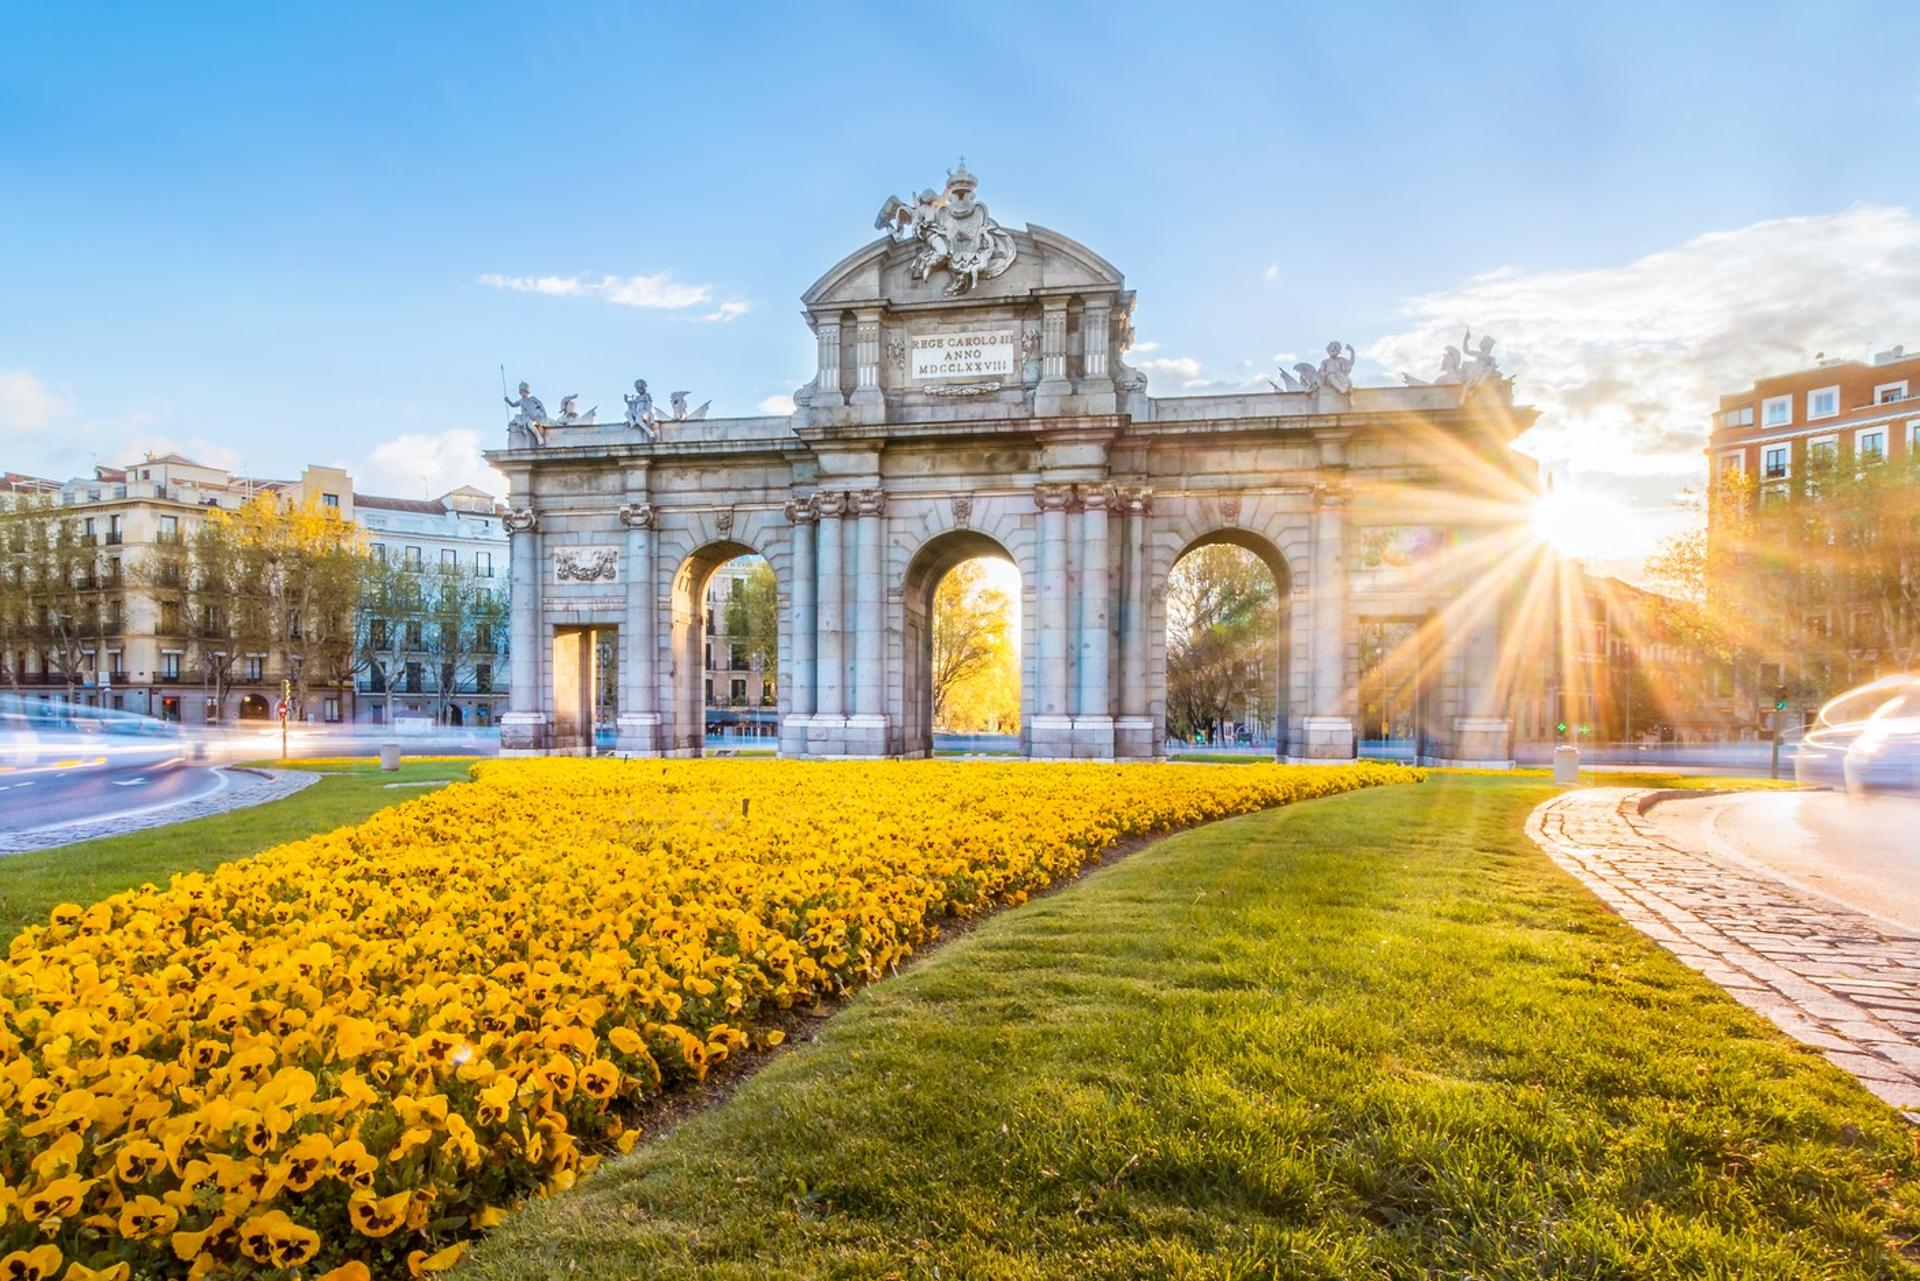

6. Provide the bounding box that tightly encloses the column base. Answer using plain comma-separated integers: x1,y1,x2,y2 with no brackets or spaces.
779,714,812,758
611,712,663,758
1449,717,1513,766
499,712,551,755
1293,715,1354,761
842,713,891,757
1028,714,1076,760
804,714,847,756
1070,715,1116,760
1115,715,1159,760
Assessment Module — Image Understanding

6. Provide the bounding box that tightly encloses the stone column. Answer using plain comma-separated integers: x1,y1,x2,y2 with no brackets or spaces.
850,310,884,416
811,491,847,748
814,318,844,409
1449,599,1512,765
1115,486,1155,759
1034,300,1072,414
499,504,547,754
614,500,661,756
1032,483,1074,756
1072,485,1115,758
848,488,888,753
783,498,817,756
1303,484,1354,760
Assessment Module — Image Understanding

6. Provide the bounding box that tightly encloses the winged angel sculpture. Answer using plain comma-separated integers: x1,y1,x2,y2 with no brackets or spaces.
874,159,1018,297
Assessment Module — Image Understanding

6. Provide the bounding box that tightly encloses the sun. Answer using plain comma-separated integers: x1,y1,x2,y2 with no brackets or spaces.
1531,484,1636,561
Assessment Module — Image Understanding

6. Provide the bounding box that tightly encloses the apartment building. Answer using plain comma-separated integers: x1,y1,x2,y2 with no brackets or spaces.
702,557,777,740
1710,345,1920,491
1,454,355,723
353,486,509,727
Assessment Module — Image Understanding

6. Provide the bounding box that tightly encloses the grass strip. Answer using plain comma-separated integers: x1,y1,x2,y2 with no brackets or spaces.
466,774,1920,1280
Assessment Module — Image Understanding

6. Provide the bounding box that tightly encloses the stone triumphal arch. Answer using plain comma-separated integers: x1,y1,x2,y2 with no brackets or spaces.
487,164,1536,763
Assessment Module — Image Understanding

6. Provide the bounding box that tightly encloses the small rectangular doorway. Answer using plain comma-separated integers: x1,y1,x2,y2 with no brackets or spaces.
551,625,617,754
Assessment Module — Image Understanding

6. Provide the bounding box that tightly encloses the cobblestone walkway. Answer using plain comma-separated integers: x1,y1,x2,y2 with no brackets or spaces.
0,768,319,855
1529,788,1920,1116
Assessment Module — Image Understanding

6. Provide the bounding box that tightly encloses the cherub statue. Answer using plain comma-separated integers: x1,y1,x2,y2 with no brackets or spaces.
504,381,548,446
1317,341,1356,395
555,394,596,426
1457,331,1501,401
624,379,657,434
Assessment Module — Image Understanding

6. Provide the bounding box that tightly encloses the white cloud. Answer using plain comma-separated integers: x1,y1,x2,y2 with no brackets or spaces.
358,429,505,500
696,300,753,324
1367,205,1920,482
1263,264,1280,282
1134,355,1204,382
1130,340,1160,354
0,371,66,433
479,271,718,312
756,394,795,415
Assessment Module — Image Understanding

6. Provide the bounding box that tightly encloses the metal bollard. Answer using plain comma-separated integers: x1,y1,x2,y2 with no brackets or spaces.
379,742,401,773
1552,744,1580,785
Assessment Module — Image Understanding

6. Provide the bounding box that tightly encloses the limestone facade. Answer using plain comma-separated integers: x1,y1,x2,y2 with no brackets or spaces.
485,199,1536,763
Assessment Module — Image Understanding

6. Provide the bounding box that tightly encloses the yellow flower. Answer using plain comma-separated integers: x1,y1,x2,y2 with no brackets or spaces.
117,1194,178,1240
347,1189,411,1239
407,1242,467,1276
112,1139,166,1184
0,1245,61,1281
62,1261,131,1280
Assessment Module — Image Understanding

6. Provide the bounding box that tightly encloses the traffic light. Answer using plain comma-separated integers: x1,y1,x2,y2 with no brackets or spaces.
1774,685,1788,712
1556,721,1568,734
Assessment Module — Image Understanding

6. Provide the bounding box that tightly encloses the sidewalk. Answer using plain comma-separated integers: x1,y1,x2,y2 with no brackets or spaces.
1528,787,1920,1116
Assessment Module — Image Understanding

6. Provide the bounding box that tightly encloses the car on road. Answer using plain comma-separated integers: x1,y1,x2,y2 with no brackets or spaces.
1797,675,1920,796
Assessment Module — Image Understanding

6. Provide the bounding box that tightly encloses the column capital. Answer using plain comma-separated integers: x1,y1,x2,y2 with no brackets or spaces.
1315,482,1351,509
1034,482,1074,512
1115,484,1153,515
813,491,848,519
617,502,654,530
1077,484,1115,512
504,506,538,533
785,497,818,525
853,488,887,517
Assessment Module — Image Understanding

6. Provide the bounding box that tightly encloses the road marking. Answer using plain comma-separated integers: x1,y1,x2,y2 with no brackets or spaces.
112,778,148,787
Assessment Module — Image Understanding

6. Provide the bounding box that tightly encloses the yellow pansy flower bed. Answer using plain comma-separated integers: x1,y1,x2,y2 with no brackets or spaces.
0,757,1415,1278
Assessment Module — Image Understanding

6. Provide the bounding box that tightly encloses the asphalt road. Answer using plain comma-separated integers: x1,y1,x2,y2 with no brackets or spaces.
0,758,229,836
1643,790,1920,933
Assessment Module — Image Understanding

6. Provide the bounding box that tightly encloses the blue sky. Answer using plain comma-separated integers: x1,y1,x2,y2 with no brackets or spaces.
4,2,1917,570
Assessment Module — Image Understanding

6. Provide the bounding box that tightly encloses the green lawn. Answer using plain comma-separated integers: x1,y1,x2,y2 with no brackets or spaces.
0,759,475,943
466,775,1920,1280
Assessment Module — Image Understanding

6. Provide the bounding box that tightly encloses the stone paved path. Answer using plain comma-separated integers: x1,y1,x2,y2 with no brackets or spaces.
0,768,319,855
1529,787,1920,1116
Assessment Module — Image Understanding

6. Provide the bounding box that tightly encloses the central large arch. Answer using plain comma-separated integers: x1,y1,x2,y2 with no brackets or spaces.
899,529,1026,758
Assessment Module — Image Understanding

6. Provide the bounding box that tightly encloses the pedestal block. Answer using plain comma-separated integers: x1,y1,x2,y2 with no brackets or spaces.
1070,715,1116,760
612,713,663,758
499,712,551,756
805,715,847,757
842,714,891,758
1114,715,1158,760
1439,717,1515,768
1029,714,1076,760
1291,715,1355,762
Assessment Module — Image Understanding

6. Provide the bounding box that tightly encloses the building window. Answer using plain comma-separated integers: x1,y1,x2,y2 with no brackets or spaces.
476,623,493,649
1762,445,1789,479
162,651,182,679
108,650,122,676
159,514,178,540
1877,381,1909,404
475,663,493,693
1857,428,1887,462
322,695,342,722
1722,406,1754,428
441,548,456,568
404,546,422,569
731,678,748,706
1808,386,1840,420
1762,395,1792,428
405,620,423,647
106,514,123,545
245,654,264,681
1808,436,1838,466
477,551,493,577
83,516,95,538
371,543,386,563
404,661,422,694
1716,452,1745,480
322,493,339,508
1909,419,1920,451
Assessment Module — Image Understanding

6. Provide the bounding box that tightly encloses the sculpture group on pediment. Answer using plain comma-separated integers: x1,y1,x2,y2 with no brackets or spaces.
504,381,548,447
556,394,596,426
1271,342,1355,396
1401,330,1503,403
874,159,1018,297
504,374,712,445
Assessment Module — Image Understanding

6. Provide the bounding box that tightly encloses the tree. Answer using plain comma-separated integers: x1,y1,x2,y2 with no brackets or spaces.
0,491,105,702
353,556,421,708
932,558,1017,732
723,558,779,697
420,563,509,724
1165,544,1278,743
